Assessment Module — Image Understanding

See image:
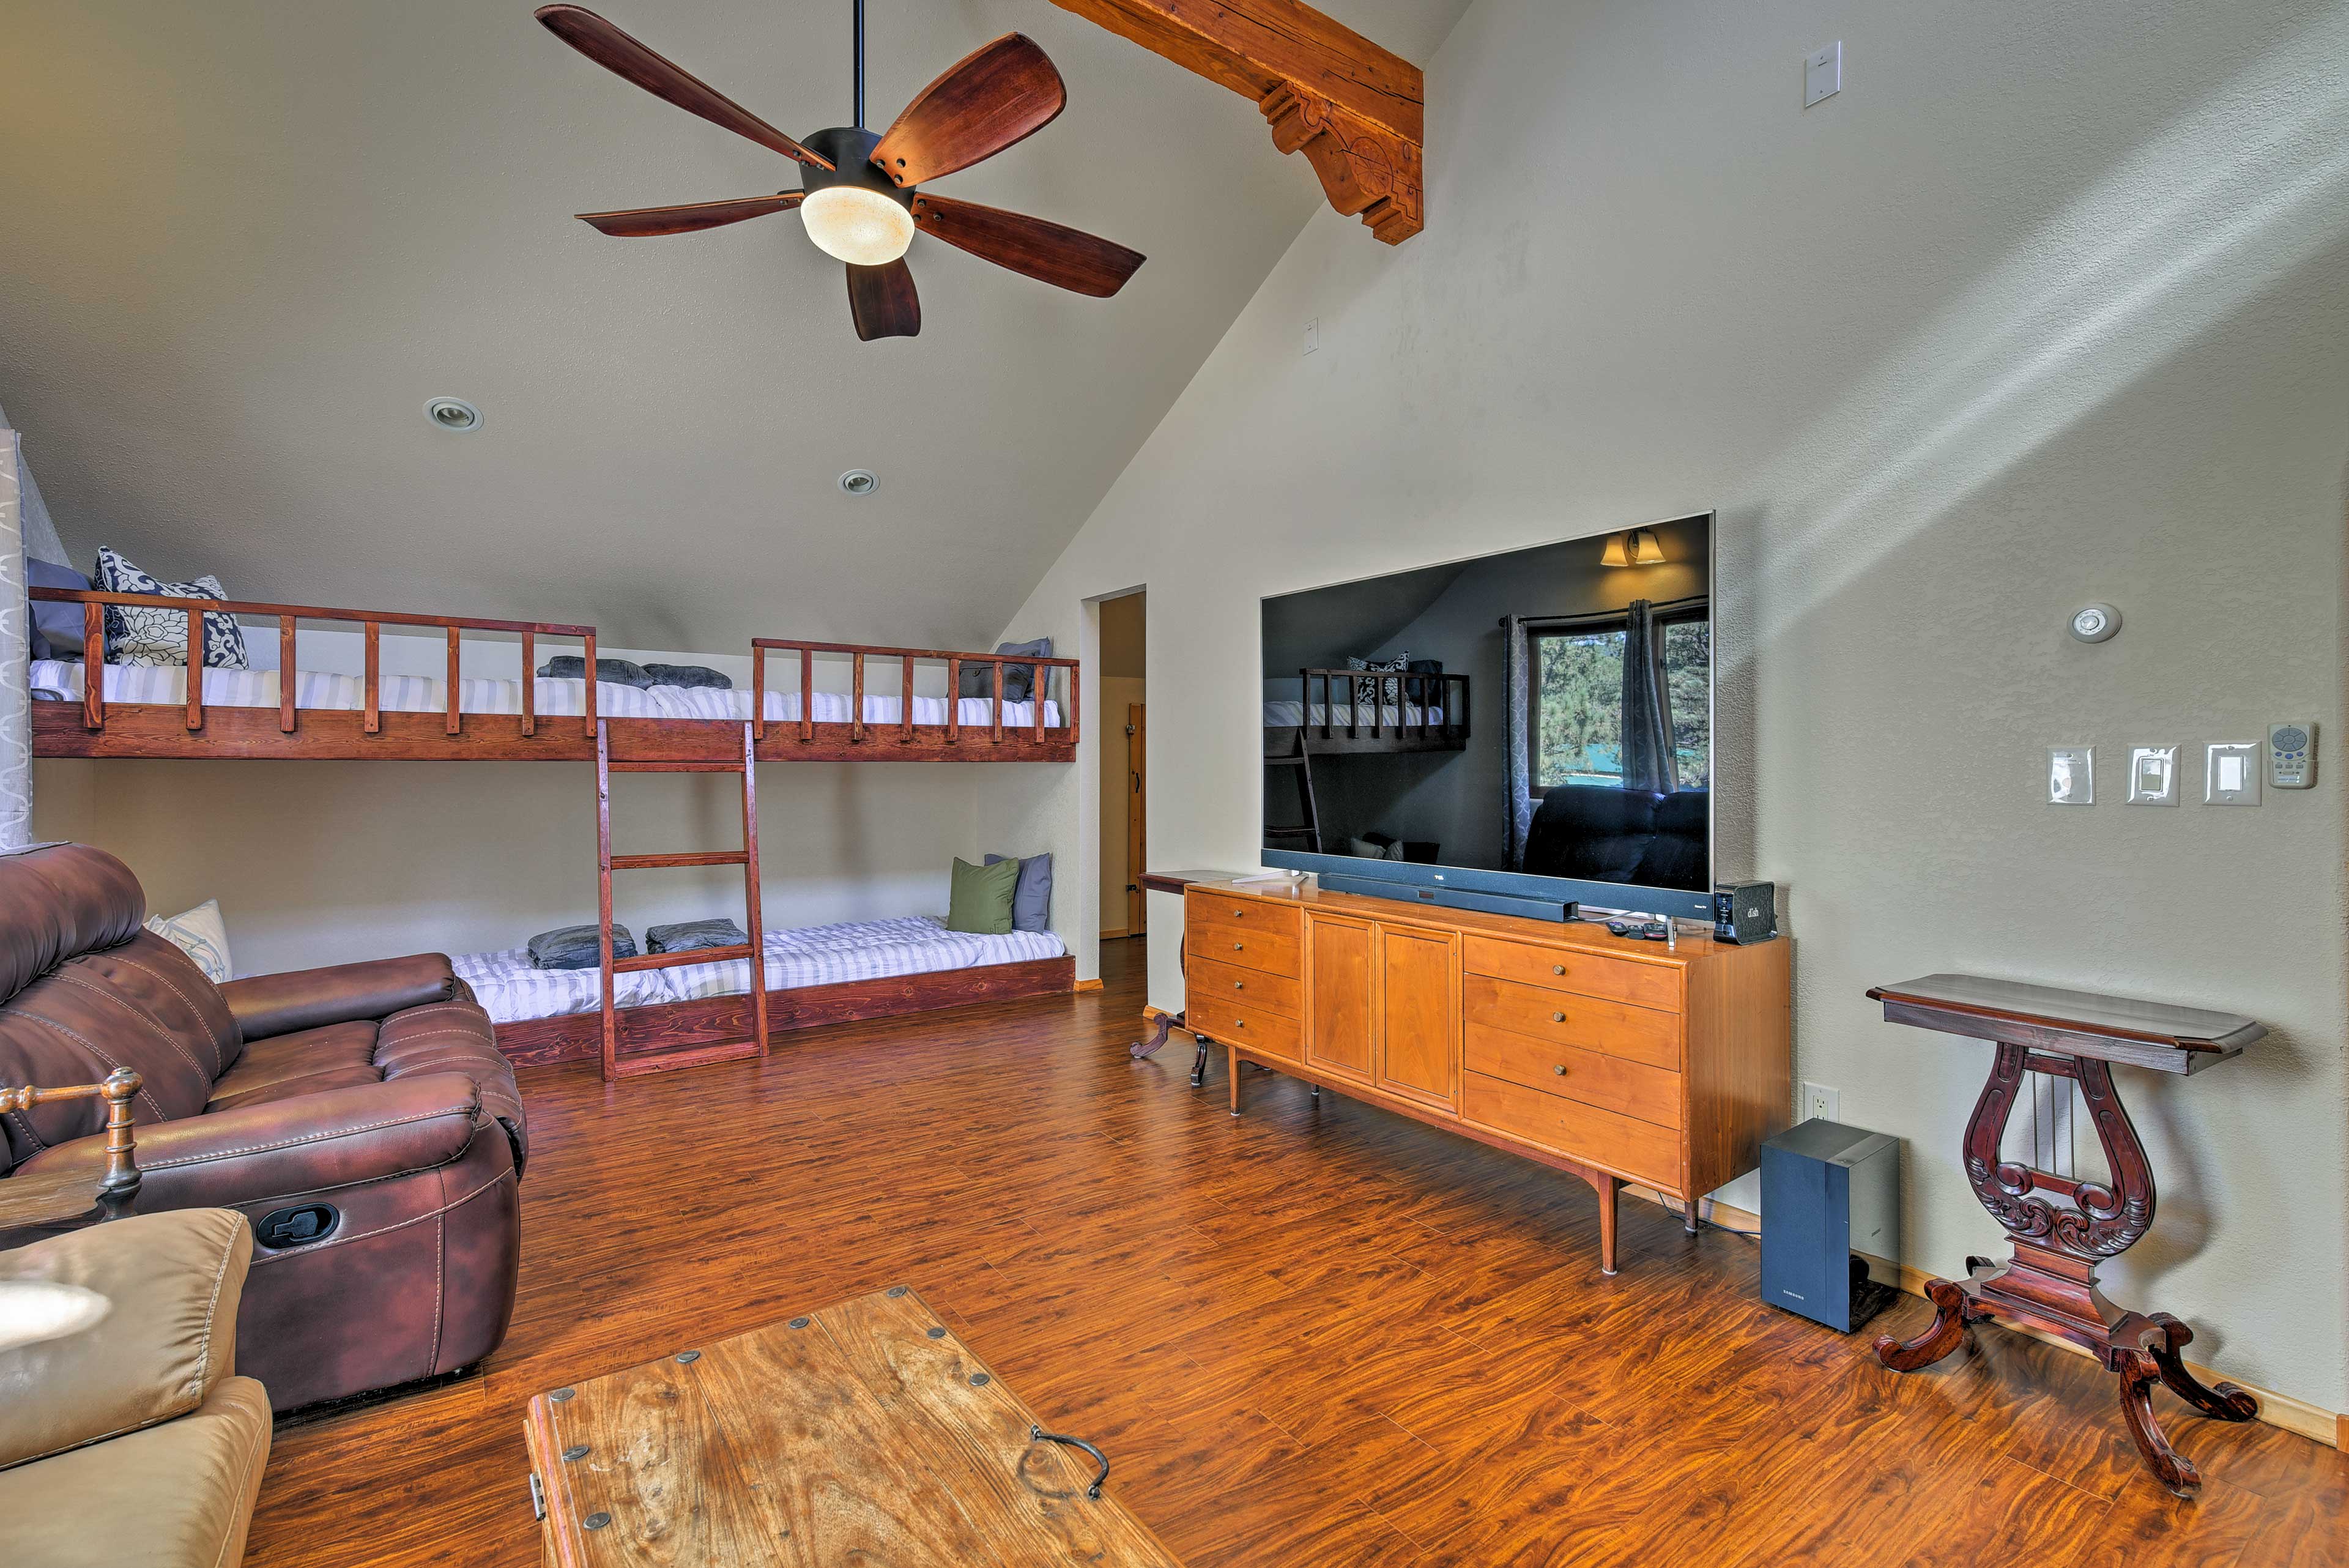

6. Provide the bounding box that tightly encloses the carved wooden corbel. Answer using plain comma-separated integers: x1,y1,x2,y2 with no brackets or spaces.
1050,0,1426,244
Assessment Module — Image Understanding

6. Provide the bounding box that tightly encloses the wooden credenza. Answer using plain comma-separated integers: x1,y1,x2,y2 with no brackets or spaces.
1183,879,1792,1274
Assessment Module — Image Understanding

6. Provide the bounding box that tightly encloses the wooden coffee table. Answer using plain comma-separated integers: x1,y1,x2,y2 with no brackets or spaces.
521,1285,1181,1566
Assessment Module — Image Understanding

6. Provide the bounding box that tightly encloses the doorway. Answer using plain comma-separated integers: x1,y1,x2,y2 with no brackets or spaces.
1097,592,1146,939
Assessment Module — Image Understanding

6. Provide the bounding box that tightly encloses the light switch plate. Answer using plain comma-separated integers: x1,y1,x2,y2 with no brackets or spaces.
2206,743,2262,805
1302,318,1319,355
2048,746,2094,805
2126,745,2179,805
1805,41,1842,107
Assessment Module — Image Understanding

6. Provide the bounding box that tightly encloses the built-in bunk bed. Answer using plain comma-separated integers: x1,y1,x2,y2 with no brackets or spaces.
1262,666,1469,855
30,585,1078,1079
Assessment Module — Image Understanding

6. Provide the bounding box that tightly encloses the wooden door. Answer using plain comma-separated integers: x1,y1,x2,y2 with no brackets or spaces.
1305,913,1376,1082
1126,704,1146,935
1379,926,1458,1111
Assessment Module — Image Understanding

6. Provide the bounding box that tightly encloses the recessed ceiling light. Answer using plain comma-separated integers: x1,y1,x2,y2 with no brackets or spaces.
424,396,482,433
838,469,878,496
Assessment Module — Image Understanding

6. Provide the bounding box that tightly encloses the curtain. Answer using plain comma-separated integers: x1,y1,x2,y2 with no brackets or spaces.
0,429,30,850
1620,599,1677,794
1503,613,1533,869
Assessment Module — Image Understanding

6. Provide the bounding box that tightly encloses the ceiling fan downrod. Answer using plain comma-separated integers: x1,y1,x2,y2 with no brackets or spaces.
852,0,866,130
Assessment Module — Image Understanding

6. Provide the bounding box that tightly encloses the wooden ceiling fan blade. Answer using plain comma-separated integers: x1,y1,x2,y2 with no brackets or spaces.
869,34,1065,188
577,193,804,236
534,4,833,169
912,195,1143,299
846,259,921,341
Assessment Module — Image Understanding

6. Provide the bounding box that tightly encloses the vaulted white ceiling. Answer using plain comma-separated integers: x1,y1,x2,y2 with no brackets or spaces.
0,0,1468,651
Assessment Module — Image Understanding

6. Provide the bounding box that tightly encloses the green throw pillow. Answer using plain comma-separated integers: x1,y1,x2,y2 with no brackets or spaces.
946,856,1020,935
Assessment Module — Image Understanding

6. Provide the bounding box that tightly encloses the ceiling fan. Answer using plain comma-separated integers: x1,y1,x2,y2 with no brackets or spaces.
535,2,1145,341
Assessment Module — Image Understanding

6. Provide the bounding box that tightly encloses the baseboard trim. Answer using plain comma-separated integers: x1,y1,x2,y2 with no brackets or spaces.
1074,978,1105,993
1100,928,1131,942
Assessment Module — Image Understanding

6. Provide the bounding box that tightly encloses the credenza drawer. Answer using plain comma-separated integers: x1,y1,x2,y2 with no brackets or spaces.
1185,954,1301,1020
1189,994,1303,1063
1186,923,1301,978
1462,934,1681,1014
1183,892,1303,945
1461,974,1683,1072
1463,1072,1682,1191
1463,1021,1683,1129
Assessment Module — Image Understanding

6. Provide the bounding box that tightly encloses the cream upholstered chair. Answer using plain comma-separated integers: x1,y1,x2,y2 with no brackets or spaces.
0,1209,272,1568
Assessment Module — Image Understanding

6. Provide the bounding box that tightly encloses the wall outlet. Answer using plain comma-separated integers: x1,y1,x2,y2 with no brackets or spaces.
1801,1081,1841,1123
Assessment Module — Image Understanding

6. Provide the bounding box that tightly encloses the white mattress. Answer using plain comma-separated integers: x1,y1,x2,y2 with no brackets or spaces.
1264,700,1445,727
453,915,1067,1026
30,660,1060,729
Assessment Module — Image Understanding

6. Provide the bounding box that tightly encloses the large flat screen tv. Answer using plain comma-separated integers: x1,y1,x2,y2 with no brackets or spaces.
1261,514,1715,921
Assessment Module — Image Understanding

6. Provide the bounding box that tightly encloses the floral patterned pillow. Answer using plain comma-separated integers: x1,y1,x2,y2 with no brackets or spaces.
94,546,249,669
1348,652,1409,708
144,899,234,983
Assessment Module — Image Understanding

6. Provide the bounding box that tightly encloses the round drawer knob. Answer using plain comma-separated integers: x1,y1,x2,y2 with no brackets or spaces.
1233,942,1244,951
1233,981,1244,989
1551,1012,1565,1024
1552,964,1565,976
1234,1018,1245,1028
1233,909,1245,918
1553,1064,1567,1076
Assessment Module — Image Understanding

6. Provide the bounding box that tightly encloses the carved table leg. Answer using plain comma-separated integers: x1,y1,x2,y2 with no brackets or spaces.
1190,1031,1211,1087
1874,1277,1975,1371
1129,1009,1179,1061
2117,1342,2202,1498
2139,1313,2260,1422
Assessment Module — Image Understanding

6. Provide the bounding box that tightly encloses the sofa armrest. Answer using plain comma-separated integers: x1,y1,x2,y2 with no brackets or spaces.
15,1074,486,1213
0,1208,252,1470
217,953,461,1041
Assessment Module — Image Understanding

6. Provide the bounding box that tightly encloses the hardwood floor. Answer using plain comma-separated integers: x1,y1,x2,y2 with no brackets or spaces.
244,938,2343,1567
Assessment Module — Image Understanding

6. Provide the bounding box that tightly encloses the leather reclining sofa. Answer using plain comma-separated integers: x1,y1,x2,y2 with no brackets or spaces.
0,842,526,1410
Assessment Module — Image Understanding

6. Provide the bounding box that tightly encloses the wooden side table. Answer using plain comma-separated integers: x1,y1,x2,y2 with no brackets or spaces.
0,1069,144,1242
1866,975,2261,1498
1126,869,1258,1087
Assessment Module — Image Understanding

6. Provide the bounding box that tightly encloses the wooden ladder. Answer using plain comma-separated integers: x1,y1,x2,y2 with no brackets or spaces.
595,720,768,1081
1263,727,1323,854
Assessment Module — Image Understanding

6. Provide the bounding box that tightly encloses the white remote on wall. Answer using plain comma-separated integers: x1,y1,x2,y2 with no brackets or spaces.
2268,722,2315,789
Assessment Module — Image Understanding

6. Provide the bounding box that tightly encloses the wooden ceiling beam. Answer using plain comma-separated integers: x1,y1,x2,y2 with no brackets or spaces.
1049,0,1426,244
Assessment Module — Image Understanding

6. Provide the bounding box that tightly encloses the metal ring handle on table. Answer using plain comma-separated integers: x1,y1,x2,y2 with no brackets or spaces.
1030,1424,1110,1499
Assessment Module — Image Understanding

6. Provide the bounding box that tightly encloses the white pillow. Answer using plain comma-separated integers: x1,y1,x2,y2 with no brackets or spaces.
144,899,233,983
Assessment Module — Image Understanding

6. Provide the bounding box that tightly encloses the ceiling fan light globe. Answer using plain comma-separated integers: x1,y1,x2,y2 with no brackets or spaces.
801,186,915,266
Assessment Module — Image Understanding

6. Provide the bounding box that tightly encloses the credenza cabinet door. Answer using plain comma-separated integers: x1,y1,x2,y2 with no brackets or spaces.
1305,913,1376,1083
1378,926,1458,1112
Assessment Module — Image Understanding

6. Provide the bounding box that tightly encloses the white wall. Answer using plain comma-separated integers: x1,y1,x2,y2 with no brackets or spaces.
979,0,2349,1411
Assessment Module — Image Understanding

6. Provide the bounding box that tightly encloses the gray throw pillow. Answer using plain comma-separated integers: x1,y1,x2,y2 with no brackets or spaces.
646,918,750,954
26,559,88,661
983,852,1053,932
959,637,1052,704
527,924,636,970
536,655,655,688
641,663,733,690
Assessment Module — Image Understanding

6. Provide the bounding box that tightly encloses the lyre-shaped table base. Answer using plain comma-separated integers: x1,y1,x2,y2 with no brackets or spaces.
1871,1036,2256,1497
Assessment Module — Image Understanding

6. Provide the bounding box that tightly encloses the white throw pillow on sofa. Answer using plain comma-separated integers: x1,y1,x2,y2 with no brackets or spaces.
144,899,233,982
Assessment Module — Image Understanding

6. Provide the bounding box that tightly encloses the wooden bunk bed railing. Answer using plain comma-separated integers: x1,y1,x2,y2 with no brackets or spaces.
32,586,598,740
28,587,1078,763
751,638,1080,749
1285,666,1469,750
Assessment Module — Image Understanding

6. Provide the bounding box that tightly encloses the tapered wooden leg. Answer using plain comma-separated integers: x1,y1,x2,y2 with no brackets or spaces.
2117,1345,2202,1498
1682,1197,1701,1235
1874,1277,1973,1371
1130,1010,1178,1060
1595,1172,1619,1275
1227,1045,1241,1116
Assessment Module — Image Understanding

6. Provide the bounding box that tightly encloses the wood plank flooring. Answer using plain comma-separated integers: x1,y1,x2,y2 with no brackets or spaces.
243,938,2345,1567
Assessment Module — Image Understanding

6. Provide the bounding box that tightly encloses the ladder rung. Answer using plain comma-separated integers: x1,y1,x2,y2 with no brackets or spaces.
610,943,757,973
1264,756,1308,766
607,760,745,773
609,851,749,871
611,1038,763,1077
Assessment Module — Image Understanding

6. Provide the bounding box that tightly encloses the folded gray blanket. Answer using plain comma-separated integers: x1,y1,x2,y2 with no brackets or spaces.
647,918,751,954
533,655,732,690
642,663,732,690
528,923,636,970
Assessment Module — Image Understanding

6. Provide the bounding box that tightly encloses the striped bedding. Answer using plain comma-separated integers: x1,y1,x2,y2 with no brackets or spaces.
451,915,1067,1025
28,660,1061,728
